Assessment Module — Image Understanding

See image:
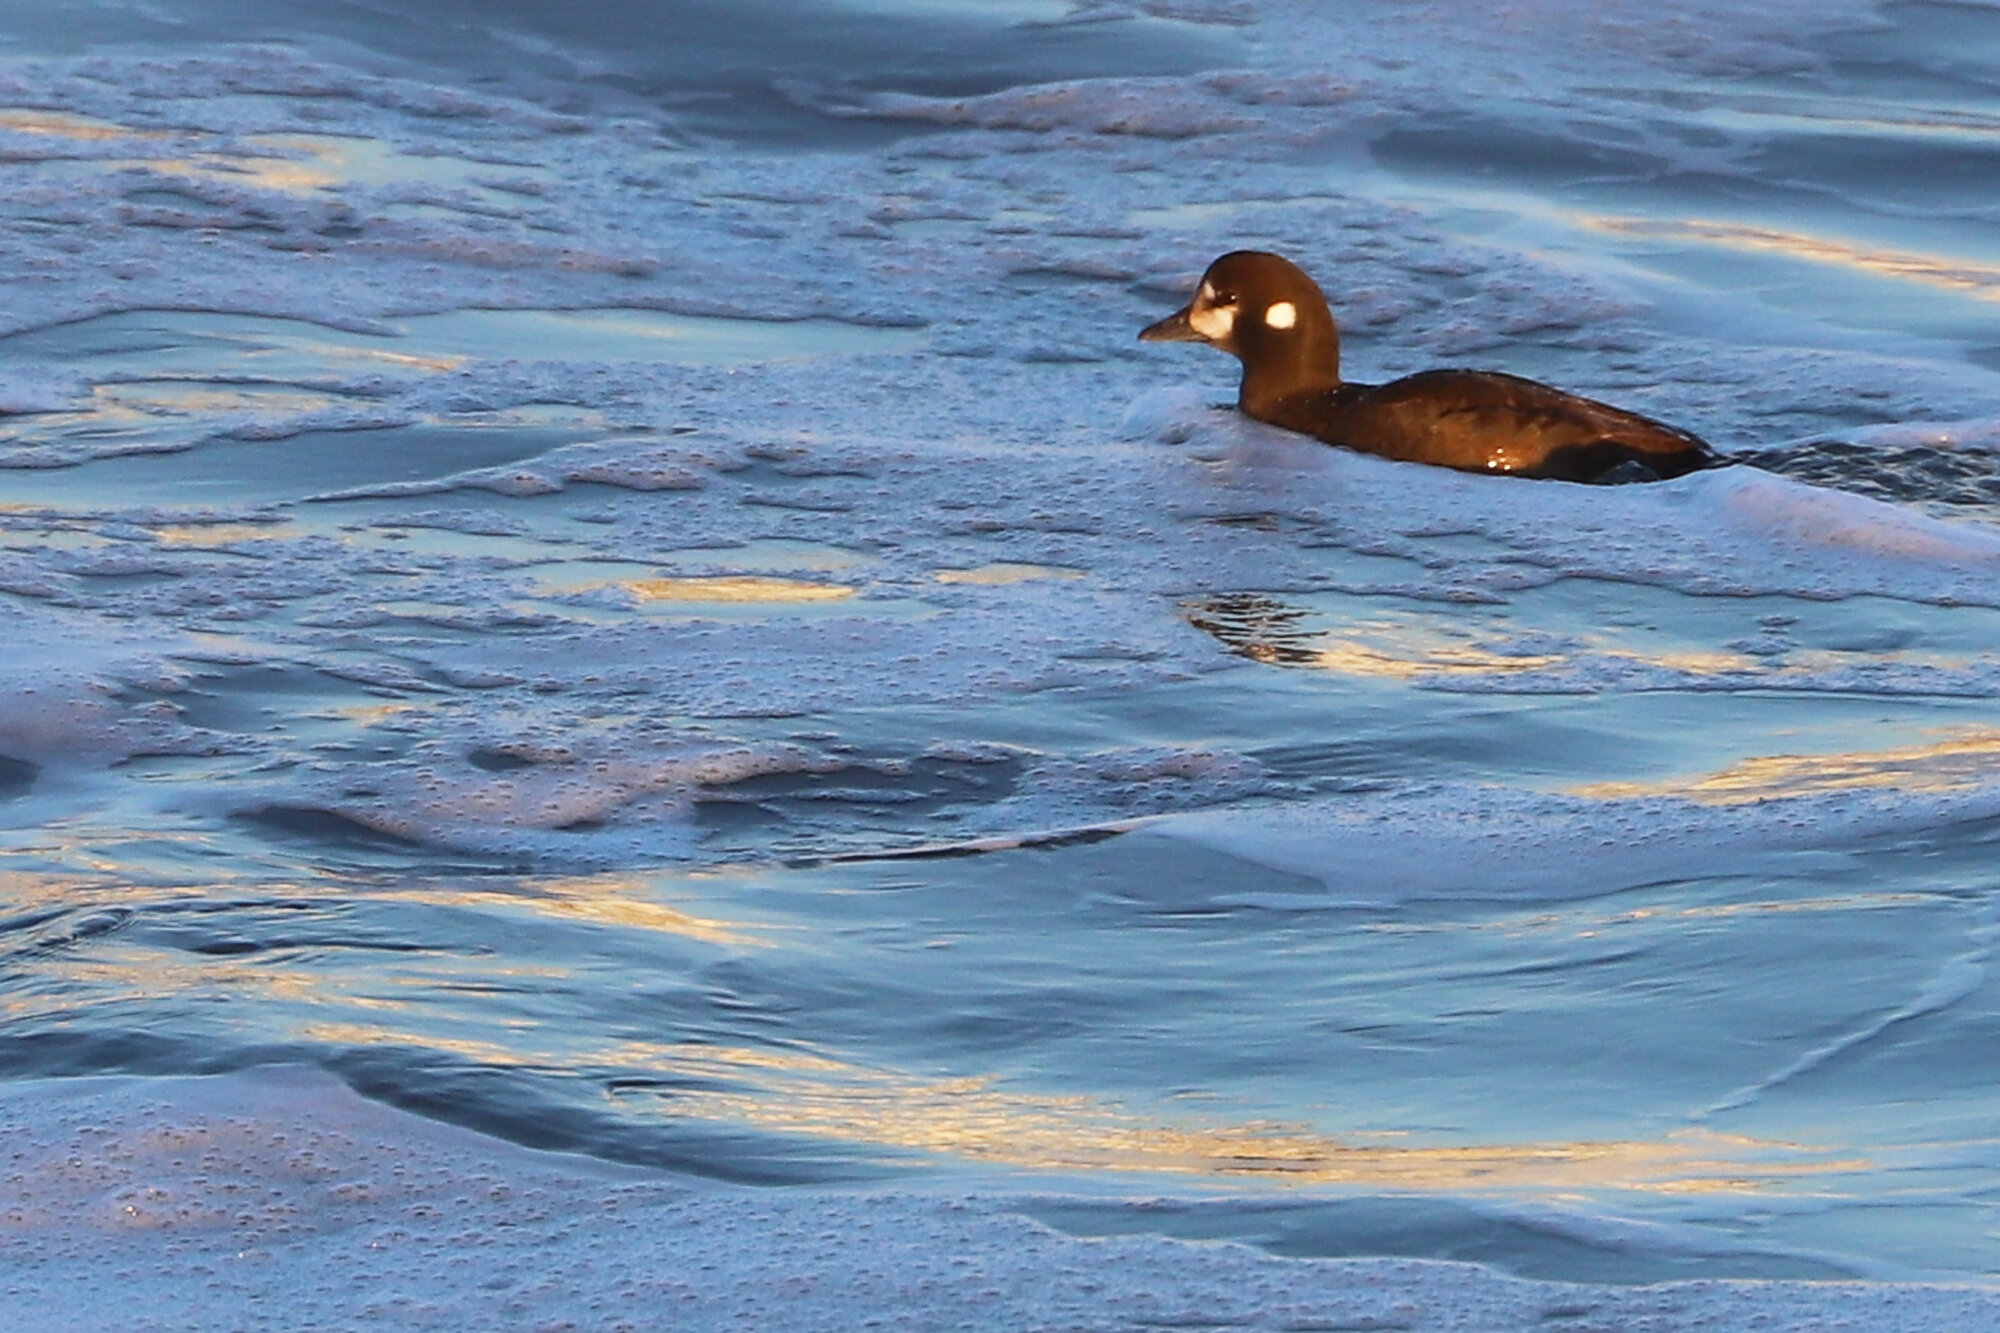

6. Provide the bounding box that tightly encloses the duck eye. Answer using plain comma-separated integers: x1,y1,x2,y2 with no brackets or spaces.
1211,290,1237,306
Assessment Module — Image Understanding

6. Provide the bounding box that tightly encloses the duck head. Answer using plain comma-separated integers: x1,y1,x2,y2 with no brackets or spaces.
1139,250,1343,412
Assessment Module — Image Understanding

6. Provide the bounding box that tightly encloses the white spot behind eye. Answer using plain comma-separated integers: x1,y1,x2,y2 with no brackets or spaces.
1265,301,1296,330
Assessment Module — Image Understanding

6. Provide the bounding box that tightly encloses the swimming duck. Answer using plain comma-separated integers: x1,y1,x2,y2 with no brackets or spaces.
1139,250,1715,482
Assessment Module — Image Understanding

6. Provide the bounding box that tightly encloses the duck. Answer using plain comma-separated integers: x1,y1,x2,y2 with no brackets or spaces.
1139,250,1716,483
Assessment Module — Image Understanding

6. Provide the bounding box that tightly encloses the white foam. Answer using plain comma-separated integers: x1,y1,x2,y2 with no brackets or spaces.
0,601,224,771
1696,464,2000,563
275,739,839,863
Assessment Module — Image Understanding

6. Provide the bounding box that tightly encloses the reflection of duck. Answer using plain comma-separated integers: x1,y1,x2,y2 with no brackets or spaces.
1141,250,1717,483
1182,592,1320,666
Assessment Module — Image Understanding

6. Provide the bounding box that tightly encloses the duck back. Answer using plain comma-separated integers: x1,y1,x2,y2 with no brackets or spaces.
1292,370,1713,482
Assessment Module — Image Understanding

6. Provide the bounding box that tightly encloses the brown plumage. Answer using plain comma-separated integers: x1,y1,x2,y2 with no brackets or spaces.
1139,250,1716,483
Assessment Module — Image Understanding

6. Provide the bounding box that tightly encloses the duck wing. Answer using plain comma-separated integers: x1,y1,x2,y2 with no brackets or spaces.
1319,370,1715,482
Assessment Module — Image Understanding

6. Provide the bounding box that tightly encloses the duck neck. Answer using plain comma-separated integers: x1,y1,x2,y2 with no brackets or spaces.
1237,337,1342,422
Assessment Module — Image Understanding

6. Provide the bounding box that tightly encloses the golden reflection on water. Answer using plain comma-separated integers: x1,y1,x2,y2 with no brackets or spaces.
94,133,513,198
0,109,164,141
139,152,340,194
1184,596,1774,678
1186,595,1536,673
153,522,295,546
434,874,763,948
623,576,856,603
1591,216,2000,299
352,348,468,373
611,1045,1858,1191
331,701,421,726
1575,729,2000,804
55,382,356,430
1697,99,2000,144
1308,635,1560,678
299,1023,527,1067
1182,593,1983,685
0,860,758,950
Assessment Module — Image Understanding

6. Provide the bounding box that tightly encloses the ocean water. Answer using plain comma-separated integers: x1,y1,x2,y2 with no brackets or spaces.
9,0,2000,1325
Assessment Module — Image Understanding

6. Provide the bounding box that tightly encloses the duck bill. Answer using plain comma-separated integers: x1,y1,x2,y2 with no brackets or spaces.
1138,305,1206,344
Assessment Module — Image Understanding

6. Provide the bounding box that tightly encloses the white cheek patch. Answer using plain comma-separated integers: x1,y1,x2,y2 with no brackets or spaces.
1264,301,1297,330
1189,302,1236,340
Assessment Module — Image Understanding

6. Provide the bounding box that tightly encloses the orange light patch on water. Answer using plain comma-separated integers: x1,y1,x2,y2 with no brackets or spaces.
600,1041,849,1076
1574,729,2000,803
153,151,340,193
465,875,764,948
1698,99,2000,145
153,523,294,546
91,382,355,417
333,702,422,726
0,109,166,141
1306,633,1561,678
612,1047,1861,1191
118,136,417,195
298,1023,528,1066
1185,598,1970,683
1591,216,2000,299
624,576,856,603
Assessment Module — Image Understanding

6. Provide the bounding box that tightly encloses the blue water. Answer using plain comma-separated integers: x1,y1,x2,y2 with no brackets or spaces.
7,0,2000,1290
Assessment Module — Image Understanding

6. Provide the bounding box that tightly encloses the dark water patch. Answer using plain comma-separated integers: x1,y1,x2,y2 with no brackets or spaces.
817,822,1133,866
300,421,575,492
1811,0,2000,106
129,903,441,959
0,424,573,509
468,746,541,773
0,1,1243,147
694,750,1027,860
0,308,922,375
1027,1197,1856,1285
26,909,134,954
0,907,73,940
4,894,433,967
1745,130,2000,213
1370,116,1670,190
238,804,418,844
1006,268,1133,293
151,661,402,743
0,1027,303,1080
1249,737,1482,791
222,810,539,876
332,1049,901,1185
1,907,130,956
0,309,406,376
1734,439,2000,508
0,753,37,799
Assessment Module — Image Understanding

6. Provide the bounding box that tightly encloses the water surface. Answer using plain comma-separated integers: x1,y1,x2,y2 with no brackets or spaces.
6,0,2000,1292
